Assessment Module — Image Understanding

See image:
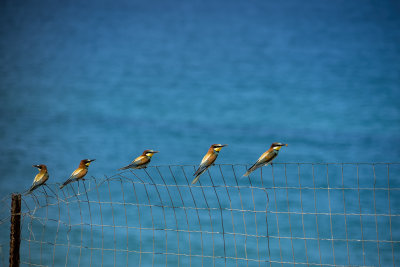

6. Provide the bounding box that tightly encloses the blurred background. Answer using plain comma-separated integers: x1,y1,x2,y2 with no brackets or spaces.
0,0,399,196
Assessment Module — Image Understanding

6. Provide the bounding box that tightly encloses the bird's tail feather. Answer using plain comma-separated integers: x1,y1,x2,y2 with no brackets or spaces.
24,189,32,196
243,170,252,177
193,166,206,177
192,167,208,184
242,163,261,177
59,179,73,189
191,175,201,185
118,166,129,171
243,164,257,177
118,164,138,171
24,184,39,195
243,162,271,177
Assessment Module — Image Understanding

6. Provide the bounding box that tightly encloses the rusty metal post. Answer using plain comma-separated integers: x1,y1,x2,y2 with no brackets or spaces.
9,194,21,267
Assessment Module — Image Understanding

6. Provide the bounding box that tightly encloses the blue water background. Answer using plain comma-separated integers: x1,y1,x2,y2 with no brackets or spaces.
1,0,400,266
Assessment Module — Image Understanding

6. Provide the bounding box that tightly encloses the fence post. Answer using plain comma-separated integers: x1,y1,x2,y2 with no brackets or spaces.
9,194,21,267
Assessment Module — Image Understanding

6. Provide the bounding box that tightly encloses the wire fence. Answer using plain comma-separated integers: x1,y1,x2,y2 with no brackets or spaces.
1,163,399,266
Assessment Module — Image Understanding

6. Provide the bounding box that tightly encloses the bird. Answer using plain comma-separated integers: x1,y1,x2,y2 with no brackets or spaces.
59,159,95,189
118,149,159,170
243,142,288,177
25,164,49,195
191,144,227,184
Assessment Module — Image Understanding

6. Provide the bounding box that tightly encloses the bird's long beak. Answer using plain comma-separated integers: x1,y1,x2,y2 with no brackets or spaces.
85,159,96,167
33,165,41,168
152,151,159,153
281,143,288,147
214,144,227,152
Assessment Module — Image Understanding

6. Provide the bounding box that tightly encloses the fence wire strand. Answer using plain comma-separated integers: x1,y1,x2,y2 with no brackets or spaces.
0,163,399,267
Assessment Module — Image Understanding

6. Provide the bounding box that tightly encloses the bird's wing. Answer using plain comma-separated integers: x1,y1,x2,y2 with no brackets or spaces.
256,150,277,166
200,152,212,165
119,156,149,170
60,169,85,189
194,153,216,177
59,169,85,189
27,182,41,194
27,173,48,194
31,173,48,187
193,164,209,177
69,168,87,180
247,151,277,172
132,155,149,166
33,173,45,183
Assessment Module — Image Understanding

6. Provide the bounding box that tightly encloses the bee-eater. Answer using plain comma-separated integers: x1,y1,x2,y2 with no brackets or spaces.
60,159,95,189
118,149,159,170
26,165,49,194
243,142,288,177
191,144,227,184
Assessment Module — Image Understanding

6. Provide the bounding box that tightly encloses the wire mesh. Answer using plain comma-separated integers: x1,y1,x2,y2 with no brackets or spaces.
0,163,399,266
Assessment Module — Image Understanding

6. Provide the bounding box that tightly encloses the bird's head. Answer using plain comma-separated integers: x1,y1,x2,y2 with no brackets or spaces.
271,142,288,151
81,159,96,167
211,144,228,152
33,164,47,171
143,150,159,157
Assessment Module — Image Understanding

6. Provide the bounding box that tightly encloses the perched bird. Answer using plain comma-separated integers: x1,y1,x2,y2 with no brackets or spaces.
25,164,49,194
243,142,287,177
191,144,227,184
60,159,95,189
118,149,159,170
